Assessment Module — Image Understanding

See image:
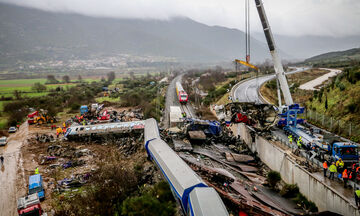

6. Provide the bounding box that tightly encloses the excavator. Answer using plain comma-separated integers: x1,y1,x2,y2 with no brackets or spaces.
31,110,57,125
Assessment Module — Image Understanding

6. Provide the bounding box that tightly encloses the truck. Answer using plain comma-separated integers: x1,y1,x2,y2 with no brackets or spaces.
29,174,45,201
169,106,183,128
27,111,39,124
17,193,43,216
284,125,359,166
80,105,88,115
252,0,359,166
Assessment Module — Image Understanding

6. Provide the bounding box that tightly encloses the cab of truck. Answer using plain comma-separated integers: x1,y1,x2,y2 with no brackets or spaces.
17,193,43,216
29,174,45,201
332,142,359,163
80,105,88,115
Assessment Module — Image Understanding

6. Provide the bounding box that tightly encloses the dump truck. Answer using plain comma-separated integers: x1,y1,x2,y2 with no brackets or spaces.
17,193,44,216
29,174,45,201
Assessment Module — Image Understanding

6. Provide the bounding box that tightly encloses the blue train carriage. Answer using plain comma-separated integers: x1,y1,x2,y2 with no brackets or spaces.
144,118,228,216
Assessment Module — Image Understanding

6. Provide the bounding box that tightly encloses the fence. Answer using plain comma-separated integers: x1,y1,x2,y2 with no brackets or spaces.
305,109,360,142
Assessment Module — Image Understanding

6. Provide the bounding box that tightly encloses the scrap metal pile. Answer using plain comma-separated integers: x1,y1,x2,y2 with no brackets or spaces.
163,126,303,215
215,102,278,131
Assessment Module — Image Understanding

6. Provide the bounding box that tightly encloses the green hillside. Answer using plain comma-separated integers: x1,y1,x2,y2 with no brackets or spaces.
304,48,360,68
306,65,360,141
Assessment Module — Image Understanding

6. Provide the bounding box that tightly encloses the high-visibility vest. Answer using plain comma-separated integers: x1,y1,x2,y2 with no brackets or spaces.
329,165,337,173
356,190,360,198
349,172,353,179
323,162,328,169
35,168,39,174
343,170,348,179
297,140,301,147
339,161,344,168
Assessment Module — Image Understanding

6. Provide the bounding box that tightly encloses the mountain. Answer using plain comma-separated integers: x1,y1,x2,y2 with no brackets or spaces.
253,33,360,60
302,48,360,67
0,2,276,65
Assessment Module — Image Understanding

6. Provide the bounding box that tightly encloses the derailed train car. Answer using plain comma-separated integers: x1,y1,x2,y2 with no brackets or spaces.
64,121,145,141
144,118,228,216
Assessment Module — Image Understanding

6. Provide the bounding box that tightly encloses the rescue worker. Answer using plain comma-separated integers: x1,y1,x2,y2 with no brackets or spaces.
355,188,360,208
336,158,345,174
329,162,337,180
323,161,328,177
297,138,302,149
288,134,293,144
35,167,39,174
343,169,349,188
0,155,4,165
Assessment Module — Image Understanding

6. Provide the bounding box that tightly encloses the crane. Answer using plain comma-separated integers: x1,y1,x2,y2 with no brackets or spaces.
254,0,293,106
253,0,304,128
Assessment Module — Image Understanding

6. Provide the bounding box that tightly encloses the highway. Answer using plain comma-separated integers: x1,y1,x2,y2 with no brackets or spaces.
233,67,309,103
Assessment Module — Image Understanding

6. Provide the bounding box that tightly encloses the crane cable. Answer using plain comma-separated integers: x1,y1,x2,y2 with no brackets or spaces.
245,0,250,63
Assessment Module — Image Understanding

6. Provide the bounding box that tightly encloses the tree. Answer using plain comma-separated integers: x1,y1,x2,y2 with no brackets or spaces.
325,95,328,110
46,75,59,84
107,71,116,82
129,71,135,80
13,90,21,100
78,75,83,83
62,75,70,83
32,82,47,92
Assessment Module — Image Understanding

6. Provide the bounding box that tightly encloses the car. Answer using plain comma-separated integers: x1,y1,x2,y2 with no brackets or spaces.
8,127,17,133
0,136,7,146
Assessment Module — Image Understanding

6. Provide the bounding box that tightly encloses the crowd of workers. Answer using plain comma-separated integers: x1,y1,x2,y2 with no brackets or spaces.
288,134,360,208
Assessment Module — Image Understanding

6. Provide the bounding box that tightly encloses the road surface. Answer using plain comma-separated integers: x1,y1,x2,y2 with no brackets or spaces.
233,67,309,103
0,123,28,216
299,68,341,90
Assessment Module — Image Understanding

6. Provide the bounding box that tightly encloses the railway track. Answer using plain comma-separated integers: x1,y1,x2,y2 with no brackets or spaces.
180,103,194,118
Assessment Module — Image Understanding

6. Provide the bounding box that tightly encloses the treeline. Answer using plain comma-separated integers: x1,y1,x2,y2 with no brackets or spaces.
116,75,166,121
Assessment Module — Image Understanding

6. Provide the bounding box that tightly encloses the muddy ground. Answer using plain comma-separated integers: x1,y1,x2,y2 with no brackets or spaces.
0,107,163,216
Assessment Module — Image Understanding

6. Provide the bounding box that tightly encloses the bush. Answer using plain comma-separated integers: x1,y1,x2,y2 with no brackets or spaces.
267,171,281,188
294,193,318,212
280,184,299,198
336,82,346,91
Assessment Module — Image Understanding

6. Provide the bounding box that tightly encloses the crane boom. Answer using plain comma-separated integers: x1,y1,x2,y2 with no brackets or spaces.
254,0,294,105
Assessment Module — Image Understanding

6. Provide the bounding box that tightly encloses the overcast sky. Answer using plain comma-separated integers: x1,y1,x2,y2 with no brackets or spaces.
1,0,359,37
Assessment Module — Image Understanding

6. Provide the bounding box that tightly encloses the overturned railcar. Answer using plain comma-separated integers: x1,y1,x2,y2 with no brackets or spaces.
65,121,145,141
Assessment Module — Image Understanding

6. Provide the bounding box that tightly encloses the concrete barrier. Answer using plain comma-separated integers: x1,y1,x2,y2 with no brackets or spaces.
234,123,359,216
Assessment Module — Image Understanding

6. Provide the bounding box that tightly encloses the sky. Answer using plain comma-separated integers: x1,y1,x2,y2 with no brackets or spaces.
1,0,359,37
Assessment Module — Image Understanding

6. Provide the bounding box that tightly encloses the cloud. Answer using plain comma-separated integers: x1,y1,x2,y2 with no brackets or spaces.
1,0,359,37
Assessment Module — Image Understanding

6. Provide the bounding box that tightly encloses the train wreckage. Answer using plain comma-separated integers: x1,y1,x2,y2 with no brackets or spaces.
64,121,145,141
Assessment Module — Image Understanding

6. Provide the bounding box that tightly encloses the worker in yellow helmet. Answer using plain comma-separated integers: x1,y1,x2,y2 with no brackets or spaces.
288,134,293,144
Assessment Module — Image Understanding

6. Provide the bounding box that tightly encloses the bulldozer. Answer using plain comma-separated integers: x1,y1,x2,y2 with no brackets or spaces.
33,113,57,125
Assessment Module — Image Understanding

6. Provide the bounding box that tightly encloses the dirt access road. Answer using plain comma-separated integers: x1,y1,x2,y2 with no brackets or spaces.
0,123,28,216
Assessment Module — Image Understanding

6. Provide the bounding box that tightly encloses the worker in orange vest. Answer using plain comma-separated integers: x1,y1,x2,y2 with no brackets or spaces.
343,169,349,188
323,161,328,177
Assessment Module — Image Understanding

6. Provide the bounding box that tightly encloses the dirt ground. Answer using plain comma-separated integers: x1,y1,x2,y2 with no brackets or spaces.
0,106,158,216
0,123,29,216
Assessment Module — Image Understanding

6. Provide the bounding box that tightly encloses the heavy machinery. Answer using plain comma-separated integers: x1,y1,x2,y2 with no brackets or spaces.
28,110,56,125
17,193,44,216
253,0,358,164
33,114,56,125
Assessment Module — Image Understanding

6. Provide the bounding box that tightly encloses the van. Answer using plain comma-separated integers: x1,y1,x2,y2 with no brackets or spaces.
0,136,7,146
29,174,45,201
